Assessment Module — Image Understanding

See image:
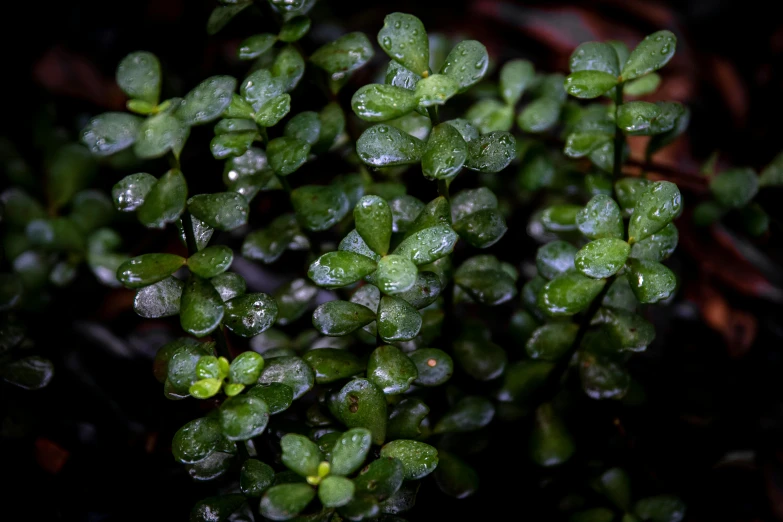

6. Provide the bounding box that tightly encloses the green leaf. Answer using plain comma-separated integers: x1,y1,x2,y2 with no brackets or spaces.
375,255,418,295
176,76,236,125
266,137,310,177
241,459,275,497
377,13,429,76
81,112,141,156
615,177,652,215
329,428,372,476
379,440,438,480
603,275,638,312
258,356,314,399
134,113,189,159
617,101,661,134
367,345,418,395
247,383,293,414
465,131,516,173
393,224,457,266
172,417,224,464
279,16,310,42
352,84,418,122
377,296,422,342
224,292,278,337
260,483,316,521
302,348,363,384
535,241,577,280
112,173,156,212
710,168,758,208
454,265,517,306
647,106,690,156
319,476,355,508
634,495,686,522
580,350,630,399
211,272,246,302
530,403,574,466
575,238,630,279
46,144,97,210
570,42,620,75
630,223,678,262
187,192,249,232
117,254,185,289
238,34,277,60
255,93,292,127
273,278,317,325
308,251,378,288
624,73,661,96
434,451,479,499
312,301,376,336
628,181,682,243
386,61,422,91
538,272,606,316
196,355,222,380
166,339,214,392
387,398,429,440
137,169,187,229
229,351,265,385
440,40,489,92
189,378,222,399
272,46,306,92
284,111,321,146
116,51,160,104
188,246,233,278
207,3,251,35
315,102,346,153
353,457,404,500
565,70,619,99
220,394,270,440
393,271,441,309
282,433,323,477
409,348,453,386
526,322,579,362
621,31,677,82
329,378,387,445
357,124,426,167
242,214,304,264
466,99,514,134
133,277,183,318
404,196,451,237
564,132,611,158
597,467,632,510
626,258,676,304
453,338,507,381
210,132,255,160
339,230,382,262
414,74,459,107
421,123,468,181
577,194,624,239
496,360,554,403
354,195,393,256
518,98,561,133
223,94,255,119
241,69,285,112
310,32,374,77
434,396,494,433
180,276,224,337
500,59,535,106
2,356,54,390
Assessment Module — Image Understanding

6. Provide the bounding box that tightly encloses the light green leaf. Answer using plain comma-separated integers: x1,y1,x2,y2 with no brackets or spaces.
117,253,185,289
229,351,265,385
465,131,516,173
352,84,418,122
569,42,620,75
319,476,355,508
176,76,236,125
308,251,378,288
624,73,661,96
575,238,630,279
282,433,322,477
565,70,619,99
414,74,459,107
393,224,457,266
375,255,418,295
291,184,350,232
500,59,535,106
310,32,374,77
116,51,161,104
260,484,316,522
377,13,429,76
440,40,489,92
329,428,373,476
255,93,292,127
621,31,677,82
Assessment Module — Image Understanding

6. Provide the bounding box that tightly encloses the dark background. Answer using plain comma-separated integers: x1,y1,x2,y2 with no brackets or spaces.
3,0,783,520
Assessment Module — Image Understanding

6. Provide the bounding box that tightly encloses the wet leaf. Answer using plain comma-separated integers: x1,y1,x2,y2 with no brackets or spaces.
229,351,265,385
137,169,187,229
260,483,316,521
274,278,318,325
303,349,363,384
621,31,677,82
536,241,577,280
312,301,376,336
315,102,346,153
211,272,246,302
284,111,321,146
409,348,452,386
134,113,189,159
272,46,306,92
238,34,277,60
570,42,620,75
176,76,236,125
112,172,157,212
422,123,468,181
500,59,535,106
255,93,292,127
258,356,314,399
189,378,222,399
172,417,224,464
265,137,310,176
577,194,624,239
353,457,404,500
466,99,514,133
352,84,418,122
368,345,418,395
279,16,310,42
393,224,458,266
242,214,304,264
465,131,516,173
404,196,451,237
224,292,278,337
180,276,224,337
538,272,606,316
377,296,422,342
579,351,630,399
434,396,494,433
355,195,393,256
453,338,507,381
329,428,372,476
710,168,758,208
380,440,438,480
629,223,678,262
626,258,676,304
628,181,681,243
564,132,611,158
597,467,632,510
415,74,459,107
247,382,293,414
241,459,275,497
329,378,387,445
518,98,561,133
615,177,652,215
565,70,619,99
377,13,429,76
291,184,351,232
387,398,429,440
282,433,322,477
116,51,160,104
617,101,661,134
454,260,517,306
440,40,489,92
188,246,233,278
375,255,418,295
575,238,630,279
393,271,441,309
310,32,374,77
530,403,574,466
134,277,183,318
117,253,185,289
308,251,378,288
339,230,382,262
210,131,255,160
81,112,141,156
319,476,355,508
188,192,249,231
526,322,579,361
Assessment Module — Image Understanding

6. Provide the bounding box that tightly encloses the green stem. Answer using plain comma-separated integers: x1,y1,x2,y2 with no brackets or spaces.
437,180,450,201
613,87,624,181
181,211,199,256
427,106,440,126
275,173,292,194
259,126,269,147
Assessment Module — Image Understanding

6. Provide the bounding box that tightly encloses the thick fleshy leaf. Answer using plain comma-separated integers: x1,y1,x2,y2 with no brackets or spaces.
624,73,661,96
570,42,620,75
353,457,404,501
2,356,54,390
579,351,630,399
530,403,574,466
575,238,630,279
81,112,141,156
377,296,422,342
355,195,393,256
454,208,509,250
565,70,619,98
380,440,438,480
224,293,278,337
620,31,677,82
260,483,316,521
634,495,686,522
626,258,676,304
465,131,515,173
134,277,183,318
518,98,561,133
615,178,652,215
112,173,157,212
241,459,275,497
312,301,376,336
710,168,758,208
434,396,494,433
538,272,606,316
264,137,310,176
238,33,276,60
394,271,441,309
577,194,624,239
357,124,426,167
328,378,387,445
284,111,321,146
526,323,579,361
180,276,224,337
303,348,363,384
564,132,611,158
310,32,374,77
291,184,350,232
279,16,310,42
603,275,638,312
496,360,554,403
598,307,655,352
440,40,489,92
339,230,382,262
242,214,303,264
367,345,418,395
629,223,678,262
189,378,222,399
387,397,429,440
137,169,187,229
188,192,249,231
616,101,661,134
409,348,453,386
319,476,355,508
535,241,577,280
272,45,306,92
258,356,314,399
117,253,185,289
404,196,451,237
340,494,380,520
165,339,214,392
628,181,682,243
422,123,468,181
116,51,161,104
386,61,422,92
453,338,507,381
188,246,233,278
241,69,285,113
377,13,429,76
282,433,322,477
229,351,265,385
375,255,418,295
211,272,246,302
329,428,372,476
308,251,378,288
172,417,224,464
210,131,256,160
255,94,292,127
393,224,457,266
500,59,535,106
176,76,236,125
434,451,479,499
248,383,293,414
134,113,189,159
352,84,418,122
415,74,459,107
466,99,514,133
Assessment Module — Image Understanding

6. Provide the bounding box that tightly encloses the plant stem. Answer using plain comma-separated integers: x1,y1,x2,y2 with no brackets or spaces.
181,211,199,256
275,173,292,194
437,180,450,201
214,324,232,361
613,87,624,182
427,106,440,125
